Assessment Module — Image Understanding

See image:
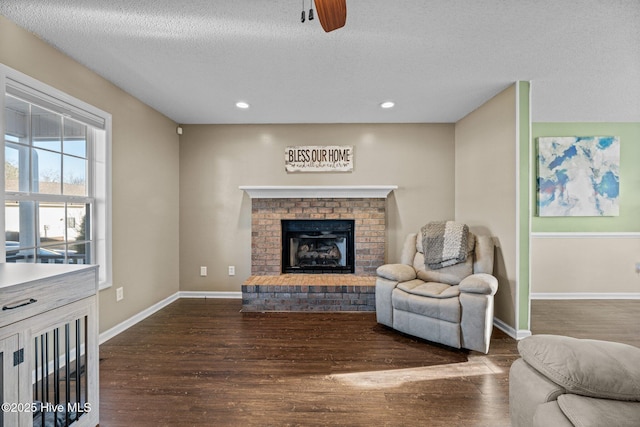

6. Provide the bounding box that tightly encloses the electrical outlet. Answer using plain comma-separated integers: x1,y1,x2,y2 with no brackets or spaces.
228,265,236,276
200,266,207,277
116,287,124,302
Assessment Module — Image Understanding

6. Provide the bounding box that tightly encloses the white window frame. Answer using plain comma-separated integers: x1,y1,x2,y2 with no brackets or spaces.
0,64,112,289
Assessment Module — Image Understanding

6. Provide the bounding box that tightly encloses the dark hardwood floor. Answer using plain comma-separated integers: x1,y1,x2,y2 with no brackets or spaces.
98,298,639,427
530,299,640,347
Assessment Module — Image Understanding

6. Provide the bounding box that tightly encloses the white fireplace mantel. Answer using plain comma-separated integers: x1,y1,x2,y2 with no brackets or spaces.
239,185,397,199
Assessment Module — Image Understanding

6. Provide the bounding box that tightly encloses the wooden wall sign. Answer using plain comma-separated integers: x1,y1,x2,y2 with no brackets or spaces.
285,145,353,172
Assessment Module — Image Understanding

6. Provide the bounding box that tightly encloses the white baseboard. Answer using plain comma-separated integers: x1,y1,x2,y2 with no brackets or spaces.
531,232,640,239
179,291,242,299
531,292,640,300
493,317,531,340
99,292,180,344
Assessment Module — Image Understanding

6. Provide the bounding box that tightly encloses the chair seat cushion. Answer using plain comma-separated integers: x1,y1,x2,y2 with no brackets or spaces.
397,280,460,298
518,335,640,401
392,285,460,323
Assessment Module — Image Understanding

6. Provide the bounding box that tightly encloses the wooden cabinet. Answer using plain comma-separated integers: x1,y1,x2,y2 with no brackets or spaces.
0,264,99,427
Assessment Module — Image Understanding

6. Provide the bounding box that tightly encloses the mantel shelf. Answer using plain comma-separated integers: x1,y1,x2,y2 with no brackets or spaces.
239,185,397,199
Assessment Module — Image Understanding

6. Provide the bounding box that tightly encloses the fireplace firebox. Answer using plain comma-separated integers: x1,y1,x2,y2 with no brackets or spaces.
281,219,355,274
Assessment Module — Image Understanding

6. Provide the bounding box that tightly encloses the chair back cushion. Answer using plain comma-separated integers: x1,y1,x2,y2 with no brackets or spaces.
414,233,475,285
473,235,495,275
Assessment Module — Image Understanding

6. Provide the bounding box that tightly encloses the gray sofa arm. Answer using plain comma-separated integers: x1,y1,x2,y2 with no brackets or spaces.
510,335,640,427
458,273,498,295
376,263,417,282
518,335,640,401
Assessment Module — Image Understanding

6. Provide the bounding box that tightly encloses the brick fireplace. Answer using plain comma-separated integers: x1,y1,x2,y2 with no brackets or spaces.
239,185,396,311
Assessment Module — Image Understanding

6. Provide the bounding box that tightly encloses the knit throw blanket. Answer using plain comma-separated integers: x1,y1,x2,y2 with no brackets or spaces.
422,221,469,269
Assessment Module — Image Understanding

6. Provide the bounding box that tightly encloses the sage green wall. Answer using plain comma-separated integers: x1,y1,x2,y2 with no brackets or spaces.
532,123,640,232
530,122,640,296
0,16,181,333
179,123,455,292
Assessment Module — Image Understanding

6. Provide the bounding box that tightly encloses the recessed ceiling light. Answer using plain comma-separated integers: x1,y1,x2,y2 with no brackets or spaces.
236,101,250,109
380,101,395,109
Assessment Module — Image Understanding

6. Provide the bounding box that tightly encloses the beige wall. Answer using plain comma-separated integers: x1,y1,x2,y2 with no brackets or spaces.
531,236,640,295
179,123,455,291
0,16,180,332
454,84,518,328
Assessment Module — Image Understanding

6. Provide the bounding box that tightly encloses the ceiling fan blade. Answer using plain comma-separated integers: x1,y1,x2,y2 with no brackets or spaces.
314,0,347,32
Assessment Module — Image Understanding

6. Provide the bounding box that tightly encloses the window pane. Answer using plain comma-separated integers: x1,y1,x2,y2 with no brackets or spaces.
4,202,20,243
33,148,62,194
64,138,87,158
68,242,90,265
5,200,35,248
32,105,61,151
63,155,87,196
5,95,29,193
67,204,89,243
38,202,65,244
4,145,21,192
4,95,29,141
37,245,66,264
5,200,36,263
64,119,87,158
7,247,35,263
37,243,89,264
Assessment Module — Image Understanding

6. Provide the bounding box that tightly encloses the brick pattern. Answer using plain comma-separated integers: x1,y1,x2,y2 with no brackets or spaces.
242,274,376,312
250,198,387,276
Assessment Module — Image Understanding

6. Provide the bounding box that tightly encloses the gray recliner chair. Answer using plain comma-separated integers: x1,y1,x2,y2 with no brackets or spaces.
375,225,497,354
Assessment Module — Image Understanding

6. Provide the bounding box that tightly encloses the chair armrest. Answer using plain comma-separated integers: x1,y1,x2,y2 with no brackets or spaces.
376,264,417,282
458,273,498,295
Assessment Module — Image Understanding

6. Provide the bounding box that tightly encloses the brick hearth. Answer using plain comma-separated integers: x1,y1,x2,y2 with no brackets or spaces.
241,274,376,312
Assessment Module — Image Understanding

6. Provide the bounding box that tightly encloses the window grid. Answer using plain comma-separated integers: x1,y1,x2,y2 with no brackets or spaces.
4,93,94,265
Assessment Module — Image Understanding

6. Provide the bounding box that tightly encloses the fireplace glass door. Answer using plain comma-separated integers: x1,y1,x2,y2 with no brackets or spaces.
281,220,354,274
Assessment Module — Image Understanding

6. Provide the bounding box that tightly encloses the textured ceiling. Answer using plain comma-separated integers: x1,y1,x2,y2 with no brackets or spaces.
1,0,639,124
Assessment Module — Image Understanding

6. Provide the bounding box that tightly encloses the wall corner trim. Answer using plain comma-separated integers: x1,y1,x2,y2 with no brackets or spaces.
493,317,531,340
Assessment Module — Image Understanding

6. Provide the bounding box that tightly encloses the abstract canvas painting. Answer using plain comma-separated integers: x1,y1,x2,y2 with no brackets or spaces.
537,136,620,216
